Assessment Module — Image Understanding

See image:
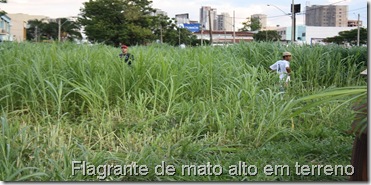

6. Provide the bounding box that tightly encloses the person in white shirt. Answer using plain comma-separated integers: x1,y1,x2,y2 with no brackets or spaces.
270,52,292,90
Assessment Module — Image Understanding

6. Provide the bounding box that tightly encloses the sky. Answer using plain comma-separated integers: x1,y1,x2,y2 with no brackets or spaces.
0,0,368,29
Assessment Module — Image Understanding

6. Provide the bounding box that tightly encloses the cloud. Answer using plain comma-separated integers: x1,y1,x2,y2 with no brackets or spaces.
2,0,87,18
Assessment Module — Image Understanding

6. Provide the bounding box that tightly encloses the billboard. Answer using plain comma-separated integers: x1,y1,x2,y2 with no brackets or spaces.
181,23,201,33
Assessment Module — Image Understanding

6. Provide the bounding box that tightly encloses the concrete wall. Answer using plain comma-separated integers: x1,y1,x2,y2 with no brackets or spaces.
276,25,357,44
304,26,356,44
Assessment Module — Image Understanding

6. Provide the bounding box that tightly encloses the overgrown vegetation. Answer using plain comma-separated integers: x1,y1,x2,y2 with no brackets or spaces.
0,41,367,181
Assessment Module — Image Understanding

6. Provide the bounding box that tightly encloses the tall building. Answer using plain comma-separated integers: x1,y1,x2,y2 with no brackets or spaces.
200,6,217,30
251,14,267,30
305,5,348,27
217,13,232,31
175,13,190,24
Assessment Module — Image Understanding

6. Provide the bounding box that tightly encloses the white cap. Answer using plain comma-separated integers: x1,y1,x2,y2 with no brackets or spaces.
283,52,292,56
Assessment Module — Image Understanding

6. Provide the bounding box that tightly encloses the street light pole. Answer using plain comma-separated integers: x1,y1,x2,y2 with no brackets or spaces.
58,18,61,42
208,9,213,45
233,10,235,43
357,13,360,46
58,17,77,42
267,4,289,16
267,4,292,42
178,27,181,45
291,0,295,43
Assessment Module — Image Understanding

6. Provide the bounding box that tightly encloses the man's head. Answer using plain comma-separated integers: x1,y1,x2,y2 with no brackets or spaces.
121,45,128,53
282,51,292,61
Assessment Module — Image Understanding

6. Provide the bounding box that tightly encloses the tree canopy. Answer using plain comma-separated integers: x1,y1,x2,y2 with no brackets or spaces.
239,17,261,32
253,30,281,42
78,0,199,47
26,18,82,42
78,0,156,46
323,28,367,46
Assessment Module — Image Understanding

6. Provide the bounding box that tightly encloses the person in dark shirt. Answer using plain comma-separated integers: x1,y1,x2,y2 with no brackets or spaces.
349,69,367,181
119,45,134,66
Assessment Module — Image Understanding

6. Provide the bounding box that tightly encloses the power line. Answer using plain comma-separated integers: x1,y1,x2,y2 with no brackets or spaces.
220,3,367,23
265,0,348,19
300,0,348,14
347,7,367,13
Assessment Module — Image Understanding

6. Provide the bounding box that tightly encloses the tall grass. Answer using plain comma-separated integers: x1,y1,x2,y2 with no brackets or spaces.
0,41,367,181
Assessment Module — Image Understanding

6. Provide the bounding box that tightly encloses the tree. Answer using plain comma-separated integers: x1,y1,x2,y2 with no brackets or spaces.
151,14,174,44
26,19,46,42
239,17,261,32
256,30,279,42
323,28,367,46
26,18,82,42
253,30,281,42
0,10,6,17
58,18,82,41
0,0,6,16
79,0,155,46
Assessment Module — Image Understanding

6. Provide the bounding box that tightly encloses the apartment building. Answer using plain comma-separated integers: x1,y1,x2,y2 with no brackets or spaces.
175,13,190,24
217,13,232,31
305,5,348,27
200,6,217,30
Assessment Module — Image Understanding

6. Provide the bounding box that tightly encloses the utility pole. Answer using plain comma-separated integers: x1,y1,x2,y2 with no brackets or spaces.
357,13,360,46
178,27,181,45
233,10,236,43
35,25,38,42
224,28,226,45
58,18,61,42
201,24,203,46
291,0,295,43
208,10,213,45
160,25,163,43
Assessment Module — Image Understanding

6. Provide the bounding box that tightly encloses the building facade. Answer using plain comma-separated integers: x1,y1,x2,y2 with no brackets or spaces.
276,25,357,44
348,20,362,27
194,30,254,44
175,13,190,24
0,15,11,41
199,6,217,31
217,13,232,31
305,5,348,27
7,13,50,42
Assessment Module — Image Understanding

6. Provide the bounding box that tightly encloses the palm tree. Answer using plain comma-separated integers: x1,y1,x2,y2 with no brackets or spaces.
26,18,82,42
59,18,82,41
26,19,47,42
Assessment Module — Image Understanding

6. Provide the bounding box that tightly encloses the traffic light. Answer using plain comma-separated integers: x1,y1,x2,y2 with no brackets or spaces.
291,4,301,14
